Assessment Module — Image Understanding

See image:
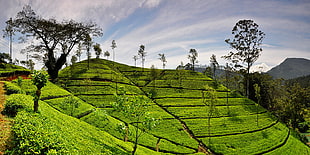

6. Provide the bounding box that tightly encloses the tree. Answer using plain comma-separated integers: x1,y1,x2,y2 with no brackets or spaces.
104,51,110,60
111,40,117,61
138,45,146,70
210,54,219,81
0,53,10,63
71,55,77,65
75,43,82,62
70,56,77,77
158,53,167,69
112,87,159,155
188,49,198,71
61,96,80,116
8,5,102,81
202,85,218,145
84,34,93,70
150,65,160,94
31,70,49,112
254,83,261,126
3,17,15,63
223,19,265,98
93,43,102,59
133,55,138,67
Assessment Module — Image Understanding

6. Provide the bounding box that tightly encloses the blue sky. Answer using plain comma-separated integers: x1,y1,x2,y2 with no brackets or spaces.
0,0,309,70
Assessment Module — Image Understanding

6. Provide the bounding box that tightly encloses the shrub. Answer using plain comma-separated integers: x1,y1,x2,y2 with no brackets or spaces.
9,111,67,154
3,81,22,95
2,94,32,117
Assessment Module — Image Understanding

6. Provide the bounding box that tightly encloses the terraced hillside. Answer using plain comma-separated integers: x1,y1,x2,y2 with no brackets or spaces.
3,79,160,154
0,63,30,80
57,58,309,154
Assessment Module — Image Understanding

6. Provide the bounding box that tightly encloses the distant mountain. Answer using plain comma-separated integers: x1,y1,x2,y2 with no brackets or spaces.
267,58,310,80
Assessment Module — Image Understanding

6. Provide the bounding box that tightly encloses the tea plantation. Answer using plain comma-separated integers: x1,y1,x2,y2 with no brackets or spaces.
3,58,310,154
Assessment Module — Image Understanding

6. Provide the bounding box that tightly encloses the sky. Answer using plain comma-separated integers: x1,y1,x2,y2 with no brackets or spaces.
0,0,309,70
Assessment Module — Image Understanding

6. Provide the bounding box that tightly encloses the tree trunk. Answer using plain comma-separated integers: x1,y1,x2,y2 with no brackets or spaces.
124,123,129,142
132,124,139,155
46,53,68,82
34,89,41,112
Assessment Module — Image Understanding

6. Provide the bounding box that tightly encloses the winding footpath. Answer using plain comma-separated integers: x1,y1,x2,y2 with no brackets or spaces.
0,82,12,154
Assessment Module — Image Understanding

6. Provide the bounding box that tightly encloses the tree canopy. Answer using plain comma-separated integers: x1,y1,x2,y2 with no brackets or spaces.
223,19,265,97
188,49,198,71
8,5,102,81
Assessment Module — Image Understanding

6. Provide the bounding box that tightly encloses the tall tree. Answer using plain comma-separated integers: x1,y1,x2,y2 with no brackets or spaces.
3,17,15,63
254,83,261,126
158,53,167,69
93,43,102,59
112,88,159,155
188,49,198,71
133,55,138,67
104,51,110,60
223,19,265,98
84,34,93,70
8,5,102,81
138,45,146,70
111,40,117,61
75,43,82,62
210,54,219,81
203,85,218,145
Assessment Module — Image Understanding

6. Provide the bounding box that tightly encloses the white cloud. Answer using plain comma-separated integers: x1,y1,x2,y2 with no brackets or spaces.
0,0,309,70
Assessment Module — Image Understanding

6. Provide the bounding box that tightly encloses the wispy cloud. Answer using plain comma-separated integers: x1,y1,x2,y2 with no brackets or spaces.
0,0,309,70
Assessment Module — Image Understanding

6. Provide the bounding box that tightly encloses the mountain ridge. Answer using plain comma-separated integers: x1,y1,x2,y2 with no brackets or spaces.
267,58,310,80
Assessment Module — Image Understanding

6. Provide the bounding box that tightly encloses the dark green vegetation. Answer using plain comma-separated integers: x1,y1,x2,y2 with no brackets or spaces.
3,58,310,154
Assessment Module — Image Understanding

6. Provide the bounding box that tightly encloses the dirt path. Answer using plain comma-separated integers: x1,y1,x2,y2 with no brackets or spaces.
0,82,13,154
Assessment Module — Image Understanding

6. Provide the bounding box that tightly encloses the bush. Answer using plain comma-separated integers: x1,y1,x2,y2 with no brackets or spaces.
2,94,32,117
9,111,67,154
3,81,22,95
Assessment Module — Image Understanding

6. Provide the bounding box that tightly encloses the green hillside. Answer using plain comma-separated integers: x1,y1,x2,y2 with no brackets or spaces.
0,63,30,78
4,58,309,154
57,58,310,154
3,79,160,154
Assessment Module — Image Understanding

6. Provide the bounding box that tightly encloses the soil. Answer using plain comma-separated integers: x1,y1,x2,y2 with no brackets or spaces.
0,82,13,154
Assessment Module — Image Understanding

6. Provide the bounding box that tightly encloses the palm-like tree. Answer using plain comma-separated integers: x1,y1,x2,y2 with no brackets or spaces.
158,53,167,69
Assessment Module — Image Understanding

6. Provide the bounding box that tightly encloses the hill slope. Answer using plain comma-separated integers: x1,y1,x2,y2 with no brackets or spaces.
267,58,310,79
56,58,309,154
3,79,160,154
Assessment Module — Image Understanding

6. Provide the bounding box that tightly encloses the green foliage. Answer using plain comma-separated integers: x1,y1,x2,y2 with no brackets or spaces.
3,81,22,95
0,63,29,76
112,87,159,154
3,94,33,117
44,96,94,117
31,70,49,90
10,111,68,154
